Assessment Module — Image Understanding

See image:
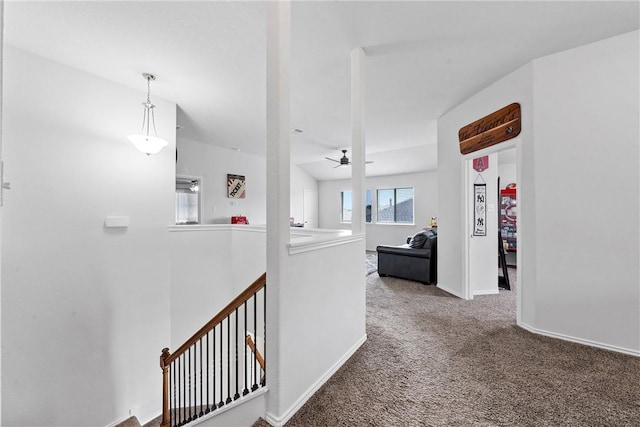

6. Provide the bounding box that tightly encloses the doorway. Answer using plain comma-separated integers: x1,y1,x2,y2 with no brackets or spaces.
464,144,519,303
497,148,517,268
303,189,318,228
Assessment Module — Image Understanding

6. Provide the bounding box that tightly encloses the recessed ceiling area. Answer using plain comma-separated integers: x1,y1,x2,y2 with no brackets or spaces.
5,1,639,181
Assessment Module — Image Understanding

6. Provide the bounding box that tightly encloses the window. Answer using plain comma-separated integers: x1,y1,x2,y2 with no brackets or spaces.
377,187,414,223
176,177,201,224
341,190,372,223
341,191,352,222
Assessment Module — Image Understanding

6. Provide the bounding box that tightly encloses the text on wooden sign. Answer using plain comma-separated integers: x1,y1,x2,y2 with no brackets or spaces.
458,103,521,155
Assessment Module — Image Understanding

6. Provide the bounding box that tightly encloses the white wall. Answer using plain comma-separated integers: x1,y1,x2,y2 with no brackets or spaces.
177,137,267,225
169,226,266,349
438,30,639,353
198,392,266,427
169,227,233,347
0,6,5,422
2,47,176,425
529,31,639,353
175,141,317,228
318,171,438,250
289,165,318,225
267,237,367,425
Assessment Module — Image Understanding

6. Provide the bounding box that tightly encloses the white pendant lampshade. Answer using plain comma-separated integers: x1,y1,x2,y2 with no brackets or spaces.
128,134,168,155
128,73,169,155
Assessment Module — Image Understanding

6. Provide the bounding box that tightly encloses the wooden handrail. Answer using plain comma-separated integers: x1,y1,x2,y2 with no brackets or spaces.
165,272,266,365
246,334,265,371
159,348,171,427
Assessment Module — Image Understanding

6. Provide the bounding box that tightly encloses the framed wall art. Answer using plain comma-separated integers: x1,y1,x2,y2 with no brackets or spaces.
227,174,246,199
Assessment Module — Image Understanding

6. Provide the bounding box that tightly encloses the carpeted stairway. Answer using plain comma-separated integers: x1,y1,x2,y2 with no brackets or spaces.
115,414,161,427
114,416,143,427
254,262,639,426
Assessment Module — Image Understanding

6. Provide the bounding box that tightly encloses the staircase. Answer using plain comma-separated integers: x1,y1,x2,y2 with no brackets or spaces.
161,273,266,427
115,415,161,427
116,414,270,427
117,274,267,427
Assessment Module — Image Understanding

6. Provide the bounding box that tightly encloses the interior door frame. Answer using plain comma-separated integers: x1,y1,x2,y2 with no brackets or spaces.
463,141,520,320
1,1,6,421
302,189,318,228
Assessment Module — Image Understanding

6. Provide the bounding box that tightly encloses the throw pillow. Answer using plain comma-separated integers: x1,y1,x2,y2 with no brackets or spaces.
409,231,429,248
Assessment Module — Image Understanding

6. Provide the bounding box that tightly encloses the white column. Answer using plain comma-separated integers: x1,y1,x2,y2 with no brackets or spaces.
0,1,4,422
351,48,366,235
265,0,290,419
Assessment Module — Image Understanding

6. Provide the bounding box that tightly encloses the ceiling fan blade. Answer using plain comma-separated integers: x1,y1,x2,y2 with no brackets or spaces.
365,160,375,164
333,164,343,168
325,157,340,163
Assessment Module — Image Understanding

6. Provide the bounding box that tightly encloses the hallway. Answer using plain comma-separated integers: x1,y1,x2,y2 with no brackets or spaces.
269,273,639,426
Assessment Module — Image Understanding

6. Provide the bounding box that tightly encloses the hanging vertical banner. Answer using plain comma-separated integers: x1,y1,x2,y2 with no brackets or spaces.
227,174,246,199
473,183,487,236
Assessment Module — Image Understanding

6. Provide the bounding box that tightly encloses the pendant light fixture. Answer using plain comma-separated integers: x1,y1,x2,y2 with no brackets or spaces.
128,73,169,155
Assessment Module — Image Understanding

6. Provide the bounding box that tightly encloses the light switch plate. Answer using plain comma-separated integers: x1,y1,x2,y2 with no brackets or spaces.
105,216,130,228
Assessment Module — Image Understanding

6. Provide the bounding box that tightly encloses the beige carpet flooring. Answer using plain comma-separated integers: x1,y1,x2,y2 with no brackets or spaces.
255,266,639,426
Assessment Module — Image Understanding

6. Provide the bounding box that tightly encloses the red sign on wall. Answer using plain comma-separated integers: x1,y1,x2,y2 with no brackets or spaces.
473,156,489,172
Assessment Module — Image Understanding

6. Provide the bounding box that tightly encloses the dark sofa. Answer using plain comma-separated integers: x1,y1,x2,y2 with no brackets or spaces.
376,229,437,285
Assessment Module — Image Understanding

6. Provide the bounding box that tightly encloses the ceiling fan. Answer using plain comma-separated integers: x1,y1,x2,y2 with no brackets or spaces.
325,149,374,168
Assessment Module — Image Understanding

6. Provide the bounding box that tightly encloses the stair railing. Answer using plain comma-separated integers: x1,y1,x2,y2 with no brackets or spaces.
160,273,266,427
246,334,265,386
245,334,265,372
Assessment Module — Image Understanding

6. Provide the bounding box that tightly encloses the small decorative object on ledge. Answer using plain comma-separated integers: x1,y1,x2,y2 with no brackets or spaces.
429,216,438,228
231,215,248,224
458,103,521,155
227,174,246,198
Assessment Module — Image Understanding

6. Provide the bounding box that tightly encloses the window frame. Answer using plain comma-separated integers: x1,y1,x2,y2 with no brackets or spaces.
365,189,373,223
375,187,415,225
340,189,373,223
340,190,352,223
175,175,202,225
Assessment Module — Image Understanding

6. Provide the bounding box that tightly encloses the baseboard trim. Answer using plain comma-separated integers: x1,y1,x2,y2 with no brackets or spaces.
105,415,131,427
265,334,368,426
518,322,640,357
473,289,500,296
436,283,467,299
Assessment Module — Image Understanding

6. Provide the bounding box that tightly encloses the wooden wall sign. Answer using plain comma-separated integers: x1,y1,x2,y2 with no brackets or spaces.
458,103,521,155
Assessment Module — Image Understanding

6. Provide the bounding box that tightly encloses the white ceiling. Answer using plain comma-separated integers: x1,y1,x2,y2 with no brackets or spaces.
5,1,639,181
